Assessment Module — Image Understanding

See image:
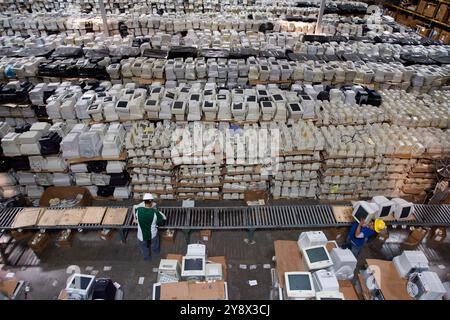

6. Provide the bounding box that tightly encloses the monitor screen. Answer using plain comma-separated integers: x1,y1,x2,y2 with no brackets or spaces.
204,101,214,108
146,100,156,106
290,103,301,112
258,90,267,95
233,103,243,110
301,95,311,101
173,102,184,109
288,274,312,291
152,88,161,93
117,101,128,109
354,205,368,222
126,89,134,94
166,92,175,99
400,206,411,219
305,247,330,263
68,276,92,290
191,94,200,101
273,94,283,101
184,258,204,271
247,96,256,102
262,102,273,108
104,97,113,102
380,206,391,217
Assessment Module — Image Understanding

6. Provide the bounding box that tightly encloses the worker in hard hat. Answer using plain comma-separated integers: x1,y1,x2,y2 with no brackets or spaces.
133,193,166,261
343,218,386,257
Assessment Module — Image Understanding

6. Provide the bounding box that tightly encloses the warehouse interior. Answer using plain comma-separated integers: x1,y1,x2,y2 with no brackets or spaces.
0,0,450,301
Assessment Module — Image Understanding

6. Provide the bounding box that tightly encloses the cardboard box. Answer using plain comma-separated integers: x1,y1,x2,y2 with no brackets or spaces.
160,280,227,300
417,25,431,37
99,229,115,240
428,226,447,243
10,230,33,241
55,230,74,247
438,30,450,44
39,186,93,207
423,3,438,18
404,227,428,246
417,0,427,14
200,230,212,242
28,232,51,253
244,190,267,205
161,229,175,244
436,4,449,22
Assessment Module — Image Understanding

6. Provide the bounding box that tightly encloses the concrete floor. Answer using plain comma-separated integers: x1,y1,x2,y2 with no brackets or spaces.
1,226,449,300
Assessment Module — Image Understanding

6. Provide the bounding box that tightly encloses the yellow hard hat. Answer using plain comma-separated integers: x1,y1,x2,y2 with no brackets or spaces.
374,219,386,233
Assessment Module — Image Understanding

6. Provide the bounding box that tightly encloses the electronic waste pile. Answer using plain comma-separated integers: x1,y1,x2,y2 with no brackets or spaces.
0,1,449,202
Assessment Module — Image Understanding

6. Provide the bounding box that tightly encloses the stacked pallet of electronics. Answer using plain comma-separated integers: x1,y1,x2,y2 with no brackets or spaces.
126,120,176,200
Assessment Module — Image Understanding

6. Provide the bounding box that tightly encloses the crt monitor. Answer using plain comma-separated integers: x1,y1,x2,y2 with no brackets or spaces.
284,272,315,299
352,201,377,224
181,256,206,279
391,198,414,220
407,271,446,300
371,196,394,219
301,245,334,271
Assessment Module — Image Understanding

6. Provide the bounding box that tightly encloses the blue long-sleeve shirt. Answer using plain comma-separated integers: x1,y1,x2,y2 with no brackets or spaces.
349,222,376,247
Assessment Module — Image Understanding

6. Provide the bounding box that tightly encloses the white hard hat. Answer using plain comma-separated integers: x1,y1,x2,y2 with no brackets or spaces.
143,193,154,200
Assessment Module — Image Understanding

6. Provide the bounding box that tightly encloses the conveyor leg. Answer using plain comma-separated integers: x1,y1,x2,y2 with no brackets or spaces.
119,229,128,243
182,229,191,244
248,228,255,243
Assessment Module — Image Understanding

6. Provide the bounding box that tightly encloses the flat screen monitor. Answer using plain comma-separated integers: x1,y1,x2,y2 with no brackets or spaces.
302,245,333,271
284,272,315,299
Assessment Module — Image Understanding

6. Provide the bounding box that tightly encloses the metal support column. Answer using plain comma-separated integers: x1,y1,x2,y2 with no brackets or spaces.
315,0,326,35
247,228,255,243
98,0,109,36
182,229,191,244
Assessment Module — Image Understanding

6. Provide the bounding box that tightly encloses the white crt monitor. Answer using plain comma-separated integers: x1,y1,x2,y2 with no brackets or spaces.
316,291,345,300
181,256,206,279
329,248,357,280
65,273,96,300
393,250,429,278
391,198,414,220
297,231,328,250
352,201,377,224
312,269,339,292
371,196,394,219
301,245,334,271
284,272,315,299
407,271,446,300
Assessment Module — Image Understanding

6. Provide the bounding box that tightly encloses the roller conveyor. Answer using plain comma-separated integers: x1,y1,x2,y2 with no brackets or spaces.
1,204,450,232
